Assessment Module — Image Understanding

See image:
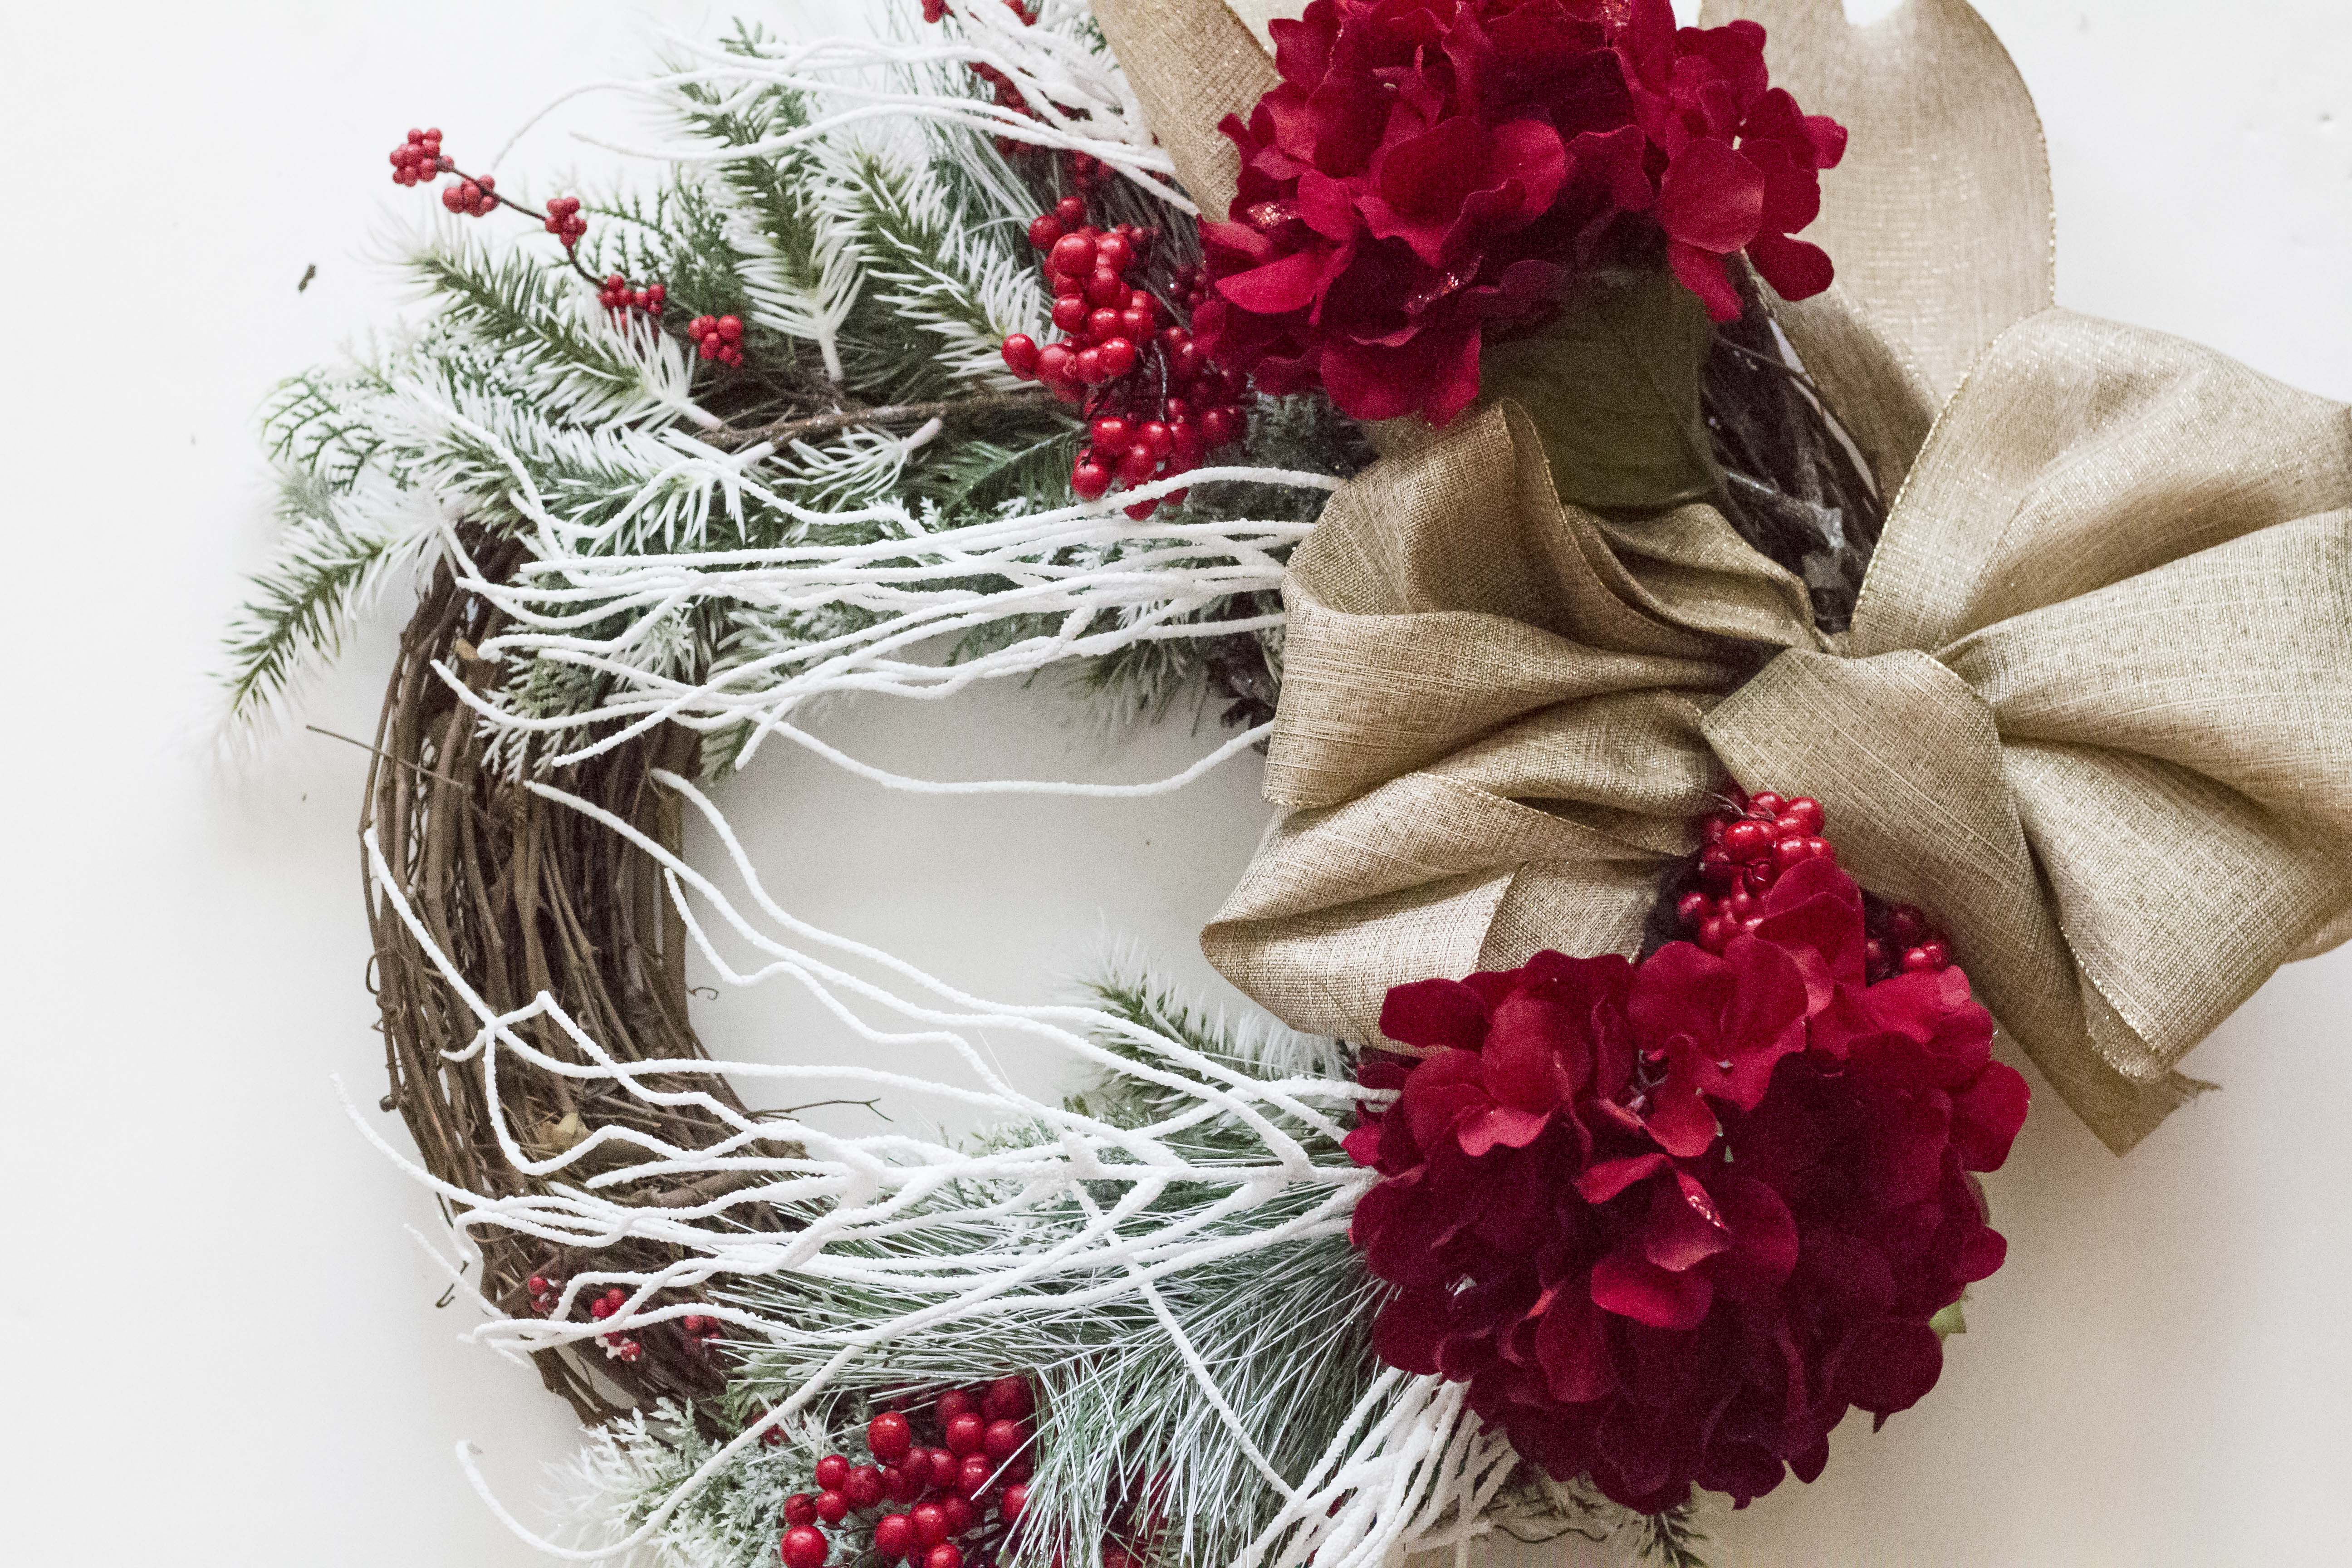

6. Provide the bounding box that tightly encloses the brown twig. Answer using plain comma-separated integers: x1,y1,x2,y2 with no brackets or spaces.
704,388,1058,450
363,535,790,1434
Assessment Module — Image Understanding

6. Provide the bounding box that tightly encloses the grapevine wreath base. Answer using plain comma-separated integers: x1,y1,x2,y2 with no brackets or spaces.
225,2,2352,1566
366,269,1876,1434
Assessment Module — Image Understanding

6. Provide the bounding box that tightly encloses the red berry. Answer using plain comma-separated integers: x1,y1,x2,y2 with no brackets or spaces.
1000,334,1040,378
1806,836,1834,862
923,1447,957,1486
844,1465,885,1509
814,1455,851,1491
1085,307,1121,343
1054,196,1087,227
1049,234,1095,275
981,1420,1026,1462
590,1298,615,1319
1125,497,1161,520
1035,343,1075,385
780,1525,828,1568
1723,820,1773,862
1887,905,1926,945
944,1413,985,1456
526,1274,548,1294
1075,347,1106,385
1902,946,1936,973
1725,887,1757,921
999,1482,1030,1524
873,1514,914,1560
1784,797,1826,835
910,1503,949,1548
815,1491,849,1525
1090,416,1129,450
1676,891,1711,928
1117,446,1159,485
1699,914,1735,954
940,1495,977,1536
1098,338,1138,378
925,1546,963,1568
1026,215,1063,250
1086,268,1126,307
956,1453,994,1496
1094,233,1132,273
1138,421,1174,457
1773,836,1813,870
784,1494,818,1528
1199,406,1239,448
1749,792,1788,818
1920,939,1951,969
882,1465,921,1504
1070,461,1112,500
716,315,743,342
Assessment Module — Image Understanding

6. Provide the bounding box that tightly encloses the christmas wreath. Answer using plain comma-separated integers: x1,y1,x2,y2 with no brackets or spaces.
224,3,2352,1566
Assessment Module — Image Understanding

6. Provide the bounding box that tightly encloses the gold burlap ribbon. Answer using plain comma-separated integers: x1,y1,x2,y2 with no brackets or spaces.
1092,0,2352,1151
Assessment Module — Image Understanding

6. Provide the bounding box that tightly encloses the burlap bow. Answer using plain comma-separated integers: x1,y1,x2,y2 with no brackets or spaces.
1092,0,2352,1152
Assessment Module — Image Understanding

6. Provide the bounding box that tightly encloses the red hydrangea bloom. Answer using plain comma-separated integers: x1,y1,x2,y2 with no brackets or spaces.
1195,0,1846,425
1344,858,2027,1512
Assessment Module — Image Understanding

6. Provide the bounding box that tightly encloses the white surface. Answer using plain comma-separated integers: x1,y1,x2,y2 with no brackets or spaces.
2,2,2347,1564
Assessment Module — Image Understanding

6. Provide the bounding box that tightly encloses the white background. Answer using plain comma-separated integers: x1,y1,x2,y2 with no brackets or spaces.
3,2,2347,1564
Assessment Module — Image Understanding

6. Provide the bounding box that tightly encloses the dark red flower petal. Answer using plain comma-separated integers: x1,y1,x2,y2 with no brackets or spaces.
1381,978,1493,1052
1707,1172,1798,1300
1372,1286,1455,1376
1592,1250,1713,1329
1533,1285,1618,1404
1667,238,1744,322
1216,248,1333,315
1458,1102,1555,1156
1656,136,1764,252
1747,230,1835,302
1834,1318,1945,1416
1576,1152,1669,1204
1753,853,1867,1001
1949,1062,2031,1171
1320,321,1484,424
1642,1169,1734,1272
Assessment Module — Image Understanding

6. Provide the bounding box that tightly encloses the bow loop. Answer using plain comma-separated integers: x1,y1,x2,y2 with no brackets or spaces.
1205,313,2352,1154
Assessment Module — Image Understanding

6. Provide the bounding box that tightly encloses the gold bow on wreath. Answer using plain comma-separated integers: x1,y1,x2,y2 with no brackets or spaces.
1090,0,2352,1153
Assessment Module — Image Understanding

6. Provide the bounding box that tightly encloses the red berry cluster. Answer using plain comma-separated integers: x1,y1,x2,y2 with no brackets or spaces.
599,274,668,318
525,1272,562,1314
389,127,450,187
1166,262,1214,317
543,195,587,250
578,1284,642,1363
680,1313,723,1352
1680,789,1957,977
1869,902,1955,985
999,200,1246,518
686,313,746,368
778,1380,1037,1568
441,172,499,218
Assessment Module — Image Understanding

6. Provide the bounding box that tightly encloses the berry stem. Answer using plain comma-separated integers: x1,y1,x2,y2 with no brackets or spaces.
444,162,603,286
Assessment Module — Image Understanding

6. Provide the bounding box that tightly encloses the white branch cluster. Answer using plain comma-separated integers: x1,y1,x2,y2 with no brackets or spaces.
362,770,1524,1568
438,442,1329,771
544,0,1191,214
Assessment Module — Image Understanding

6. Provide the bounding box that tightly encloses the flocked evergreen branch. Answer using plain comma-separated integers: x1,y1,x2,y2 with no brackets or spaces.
224,1,1341,745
